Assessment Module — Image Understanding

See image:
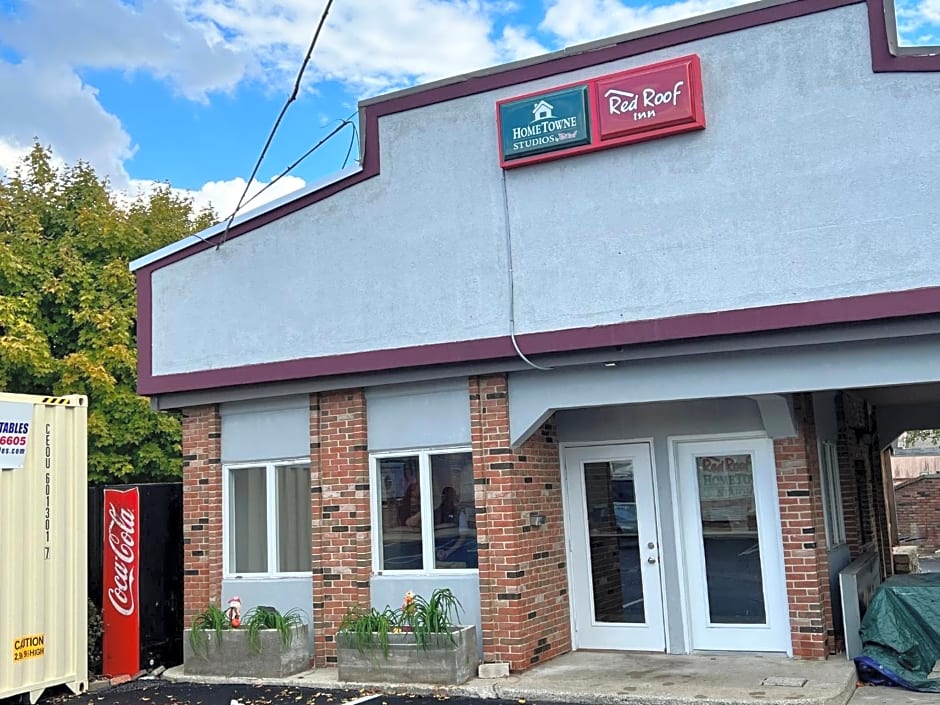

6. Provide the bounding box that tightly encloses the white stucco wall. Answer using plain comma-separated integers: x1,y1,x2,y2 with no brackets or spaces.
149,3,940,376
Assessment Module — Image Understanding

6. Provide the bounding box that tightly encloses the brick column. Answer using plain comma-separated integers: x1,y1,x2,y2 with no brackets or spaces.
836,393,890,571
311,389,370,665
181,405,222,623
774,393,832,659
308,394,324,665
472,374,571,672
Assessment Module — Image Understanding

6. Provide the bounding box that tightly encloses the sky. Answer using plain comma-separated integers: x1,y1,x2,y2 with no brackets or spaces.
0,0,937,220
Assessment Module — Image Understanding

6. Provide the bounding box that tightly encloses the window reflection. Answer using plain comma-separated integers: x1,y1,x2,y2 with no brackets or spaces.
375,451,477,570
696,454,766,624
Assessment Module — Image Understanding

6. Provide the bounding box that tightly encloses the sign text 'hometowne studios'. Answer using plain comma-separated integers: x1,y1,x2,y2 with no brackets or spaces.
497,55,705,168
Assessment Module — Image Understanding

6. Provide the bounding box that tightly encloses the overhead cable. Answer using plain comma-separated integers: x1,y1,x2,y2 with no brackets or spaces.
217,0,337,249
235,114,357,215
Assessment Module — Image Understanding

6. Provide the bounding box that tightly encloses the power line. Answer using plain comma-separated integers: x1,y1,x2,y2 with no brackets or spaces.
216,0,337,249
234,114,357,215
342,120,359,169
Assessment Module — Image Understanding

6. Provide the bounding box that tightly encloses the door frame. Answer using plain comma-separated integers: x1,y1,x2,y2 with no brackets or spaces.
560,439,670,652
667,431,792,656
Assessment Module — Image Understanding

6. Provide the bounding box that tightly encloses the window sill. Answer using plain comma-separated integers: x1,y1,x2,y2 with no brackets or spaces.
224,572,313,580
372,568,480,576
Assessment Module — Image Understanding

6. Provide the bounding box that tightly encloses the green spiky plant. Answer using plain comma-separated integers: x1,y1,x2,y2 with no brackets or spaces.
338,605,398,658
242,606,306,654
189,603,231,657
338,588,463,659
401,588,462,650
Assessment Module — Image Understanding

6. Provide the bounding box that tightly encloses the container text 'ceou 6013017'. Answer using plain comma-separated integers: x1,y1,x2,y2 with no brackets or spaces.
0,392,88,703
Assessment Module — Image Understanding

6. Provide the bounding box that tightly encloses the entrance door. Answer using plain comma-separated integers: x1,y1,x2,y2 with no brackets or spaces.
675,437,790,652
564,444,665,651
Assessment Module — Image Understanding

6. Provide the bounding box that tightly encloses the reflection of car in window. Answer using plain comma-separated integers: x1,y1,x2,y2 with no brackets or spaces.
612,476,638,533
614,502,638,533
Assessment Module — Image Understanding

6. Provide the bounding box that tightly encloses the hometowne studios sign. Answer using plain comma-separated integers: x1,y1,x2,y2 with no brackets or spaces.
497,55,705,168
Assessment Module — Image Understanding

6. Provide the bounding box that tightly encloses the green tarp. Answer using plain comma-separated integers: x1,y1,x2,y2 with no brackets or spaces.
856,572,940,692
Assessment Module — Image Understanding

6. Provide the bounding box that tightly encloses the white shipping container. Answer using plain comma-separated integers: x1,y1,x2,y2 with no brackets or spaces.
0,393,88,703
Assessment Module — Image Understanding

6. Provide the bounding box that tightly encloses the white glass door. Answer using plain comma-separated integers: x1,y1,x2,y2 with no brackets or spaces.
676,437,790,652
564,444,665,651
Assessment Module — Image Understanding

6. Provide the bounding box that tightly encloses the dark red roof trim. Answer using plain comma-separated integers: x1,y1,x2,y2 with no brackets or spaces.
137,286,940,395
868,0,940,72
136,0,940,394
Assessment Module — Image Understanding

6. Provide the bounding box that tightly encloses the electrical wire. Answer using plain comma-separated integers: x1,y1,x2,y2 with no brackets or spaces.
500,170,553,372
216,0,336,249
342,120,359,169
233,115,357,216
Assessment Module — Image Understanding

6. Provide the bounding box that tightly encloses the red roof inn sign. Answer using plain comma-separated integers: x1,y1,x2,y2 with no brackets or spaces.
497,55,705,168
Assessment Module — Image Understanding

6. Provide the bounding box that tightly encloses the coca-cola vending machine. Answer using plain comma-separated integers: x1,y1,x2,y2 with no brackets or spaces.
90,483,182,676
102,488,140,676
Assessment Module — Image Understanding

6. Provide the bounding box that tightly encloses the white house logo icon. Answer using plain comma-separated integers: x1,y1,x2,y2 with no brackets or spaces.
531,99,554,122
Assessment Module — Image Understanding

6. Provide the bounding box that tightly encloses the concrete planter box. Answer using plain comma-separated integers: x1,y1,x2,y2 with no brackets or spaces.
183,624,310,677
337,625,478,685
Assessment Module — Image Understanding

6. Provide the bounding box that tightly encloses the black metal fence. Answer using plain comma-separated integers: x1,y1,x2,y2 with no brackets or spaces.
88,482,183,670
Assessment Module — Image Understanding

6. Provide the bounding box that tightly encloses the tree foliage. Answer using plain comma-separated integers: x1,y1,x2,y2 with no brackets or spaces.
0,144,215,484
899,430,940,448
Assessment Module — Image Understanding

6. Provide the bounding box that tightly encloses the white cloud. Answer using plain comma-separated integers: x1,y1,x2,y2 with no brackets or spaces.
0,0,542,190
186,0,546,94
0,139,34,180
0,0,251,100
499,25,551,62
0,0,252,189
916,0,940,23
0,131,305,220
0,61,135,186
127,174,307,221
895,0,940,44
540,0,747,45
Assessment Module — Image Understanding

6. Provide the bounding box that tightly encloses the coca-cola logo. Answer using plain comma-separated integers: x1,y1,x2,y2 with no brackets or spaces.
106,502,137,617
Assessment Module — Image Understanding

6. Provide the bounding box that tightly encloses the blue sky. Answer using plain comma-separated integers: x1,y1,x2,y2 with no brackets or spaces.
0,0,937,218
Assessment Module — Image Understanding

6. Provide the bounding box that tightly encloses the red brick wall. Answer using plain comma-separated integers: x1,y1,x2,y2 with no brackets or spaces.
774,393,832,659
311,389,371,665
894,475,940,552
471,374,571,671
836,393,890,571
181,405,223,623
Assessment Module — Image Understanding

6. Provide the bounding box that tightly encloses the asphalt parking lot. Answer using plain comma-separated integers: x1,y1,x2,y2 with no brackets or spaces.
34,682,533,705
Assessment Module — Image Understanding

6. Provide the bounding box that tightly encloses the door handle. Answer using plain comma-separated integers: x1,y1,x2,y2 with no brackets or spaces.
647,556,657,564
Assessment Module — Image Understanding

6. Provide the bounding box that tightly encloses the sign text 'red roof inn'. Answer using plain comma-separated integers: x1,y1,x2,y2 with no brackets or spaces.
497,55,705,168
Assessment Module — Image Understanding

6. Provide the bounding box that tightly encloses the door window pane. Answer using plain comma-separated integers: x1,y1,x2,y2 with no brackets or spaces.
231,466,267,573
696,454,766,624
277,464,311,572
584,461,644,623
431,452,477,569
377,456,423,570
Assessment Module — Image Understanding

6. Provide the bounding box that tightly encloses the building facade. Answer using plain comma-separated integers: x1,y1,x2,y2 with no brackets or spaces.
133,0,940,670
894,475,940,552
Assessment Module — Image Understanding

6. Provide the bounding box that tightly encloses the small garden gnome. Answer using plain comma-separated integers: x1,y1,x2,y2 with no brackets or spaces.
225,596,242,628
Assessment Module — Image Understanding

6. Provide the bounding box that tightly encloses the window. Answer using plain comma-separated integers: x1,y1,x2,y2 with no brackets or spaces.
819,441,846,548
225,460,311,576
371,449,477,572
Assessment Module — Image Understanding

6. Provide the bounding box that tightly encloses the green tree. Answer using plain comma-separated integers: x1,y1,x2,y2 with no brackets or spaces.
0,144,215,484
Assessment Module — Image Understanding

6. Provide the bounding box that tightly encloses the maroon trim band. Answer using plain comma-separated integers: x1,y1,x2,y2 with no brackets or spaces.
138,287,940,395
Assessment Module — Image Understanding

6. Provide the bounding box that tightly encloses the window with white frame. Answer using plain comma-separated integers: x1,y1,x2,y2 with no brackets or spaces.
819,441,846,548
371,449,477,572
226,460,311,575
